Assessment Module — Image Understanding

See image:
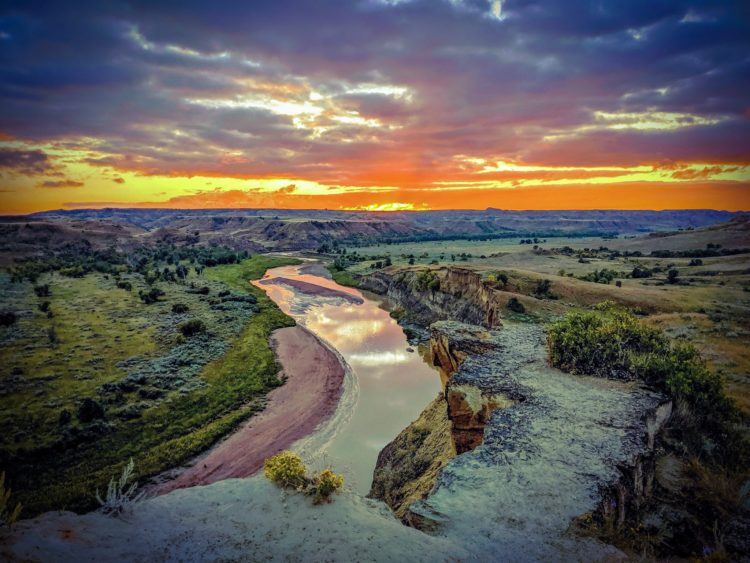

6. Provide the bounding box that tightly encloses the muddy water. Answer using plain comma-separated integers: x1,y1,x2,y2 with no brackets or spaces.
254,262,441,493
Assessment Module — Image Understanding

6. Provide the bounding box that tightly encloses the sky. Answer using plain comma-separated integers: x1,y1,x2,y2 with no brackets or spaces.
0,0,749,214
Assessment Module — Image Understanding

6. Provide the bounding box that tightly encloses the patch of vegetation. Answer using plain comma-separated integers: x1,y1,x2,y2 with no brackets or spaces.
548,306,741,456
264,450,307,489
330,269,360,288
415,269,440,292
533,279,556,299
178,319,206,337
0,254,300,516
506,297,526,313
0,311,16,326
0,471,22,527
263,451,344,503
578,268,620,285
171,303,189,314
95,458,144,516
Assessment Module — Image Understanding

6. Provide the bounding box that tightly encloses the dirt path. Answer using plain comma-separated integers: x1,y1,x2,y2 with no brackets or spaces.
154,324,345,494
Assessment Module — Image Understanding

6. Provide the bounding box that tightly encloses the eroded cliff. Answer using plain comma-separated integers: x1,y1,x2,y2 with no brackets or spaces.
368,268,674,559
360,267,511,328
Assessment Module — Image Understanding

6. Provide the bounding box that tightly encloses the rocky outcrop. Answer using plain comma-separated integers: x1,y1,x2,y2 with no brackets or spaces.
369,396,456,520
430,321,519,453
360,267,510,328
371,314,673,560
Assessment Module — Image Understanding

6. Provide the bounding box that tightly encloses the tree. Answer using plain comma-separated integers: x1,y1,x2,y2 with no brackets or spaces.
667,269,679,284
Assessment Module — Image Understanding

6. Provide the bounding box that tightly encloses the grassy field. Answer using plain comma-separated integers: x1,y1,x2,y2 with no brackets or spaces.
0,254,300,516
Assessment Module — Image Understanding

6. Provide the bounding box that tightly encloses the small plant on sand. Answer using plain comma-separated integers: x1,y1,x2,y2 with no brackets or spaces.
1,472,22,528
264,451,345,503
96,458,145,516
313,469,344,504
264,451,307,489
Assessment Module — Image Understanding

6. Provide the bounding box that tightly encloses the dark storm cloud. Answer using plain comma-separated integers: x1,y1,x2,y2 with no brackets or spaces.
0,148,57,175
0,0,748,183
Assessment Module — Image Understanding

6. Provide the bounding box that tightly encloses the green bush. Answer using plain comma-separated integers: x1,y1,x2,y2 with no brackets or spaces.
507,297,525,313
0,311,17,326
313,469,344,503
77,398,105,423
179,319,206,337
138,287,164,304
533,279,556,299
116,280,132,291
415,270,440,292
547,308,736,432
264,451,307,489
171,303,189,314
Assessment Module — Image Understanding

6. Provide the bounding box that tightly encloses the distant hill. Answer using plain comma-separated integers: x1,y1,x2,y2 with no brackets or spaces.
0,208,742,255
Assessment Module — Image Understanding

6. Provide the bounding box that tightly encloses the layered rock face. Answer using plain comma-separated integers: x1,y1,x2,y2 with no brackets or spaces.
429,321,519,453
369,396,456,520
360,267,507,328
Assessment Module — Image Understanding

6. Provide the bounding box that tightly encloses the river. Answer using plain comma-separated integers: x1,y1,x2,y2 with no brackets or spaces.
254,261,441,494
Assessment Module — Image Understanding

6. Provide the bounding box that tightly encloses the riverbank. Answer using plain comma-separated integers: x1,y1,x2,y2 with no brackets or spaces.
153,324,346,494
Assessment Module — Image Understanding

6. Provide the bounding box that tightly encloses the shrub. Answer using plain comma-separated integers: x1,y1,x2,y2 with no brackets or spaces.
33,284,50,297
171,303,189,314
95,458,144,516
179,319,206,337
548,309,668,380
631,266,652,279
507,297,526,313
139,287,164,304
59,409,71,425
667,268,679,284
578,268,619,284
547,308,737,436
47,326,58,347
415,270,440,292
116,280,132,291
313,469,344,503
38,301,50,313
0,311,17,327
264,451,307,489
533,279,555,299
1,472,22,528
77,397,105,422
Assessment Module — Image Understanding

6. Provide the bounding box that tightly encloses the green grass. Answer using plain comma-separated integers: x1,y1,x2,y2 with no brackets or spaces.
329,269,360,288
1,254,300,516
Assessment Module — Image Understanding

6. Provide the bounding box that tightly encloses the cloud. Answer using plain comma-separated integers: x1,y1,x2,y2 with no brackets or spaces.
0,148,57,175
36,179,84,188
0,0,747,200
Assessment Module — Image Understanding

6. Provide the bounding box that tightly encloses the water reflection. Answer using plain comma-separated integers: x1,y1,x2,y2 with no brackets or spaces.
254,264,441,493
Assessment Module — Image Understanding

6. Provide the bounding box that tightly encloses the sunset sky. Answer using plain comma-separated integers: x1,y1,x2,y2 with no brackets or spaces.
0,0,748,214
